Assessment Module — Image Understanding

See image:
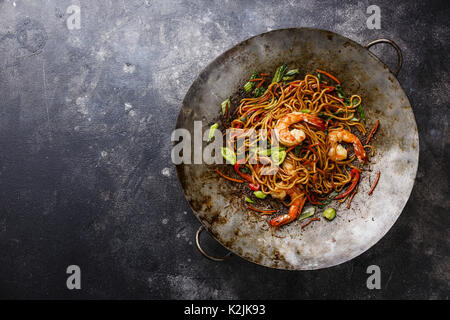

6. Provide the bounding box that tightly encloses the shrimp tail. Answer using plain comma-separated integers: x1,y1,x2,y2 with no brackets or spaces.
353,139,367,163
269,195,306,227
304,116,326,131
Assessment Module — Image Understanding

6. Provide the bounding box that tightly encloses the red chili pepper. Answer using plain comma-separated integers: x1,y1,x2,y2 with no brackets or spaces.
234,160,260,190
334,168,360,200
234,161,251,181
248,183,260,191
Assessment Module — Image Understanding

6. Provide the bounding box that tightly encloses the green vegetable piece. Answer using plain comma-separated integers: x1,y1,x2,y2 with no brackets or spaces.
294,145,302,157
250,71,259,80
243,71,259,93
301,109,311,113
244,81,253,93
298,206,316,221
282,68,300,81
344,96,365,124
257,146,285,158
358,105,366,124
323,208,336,221
207,123,219,142
245,196,255,204
256,147,271,156
221,98,230,116
284,69,300,77
335,85,346,99
239,166,251,174
221,147,236,165
318,191,339,209
317,73,322,81
272,63,288,84
254,191,267,199
318,112,328,119
271,148,287,166
254,87,266,97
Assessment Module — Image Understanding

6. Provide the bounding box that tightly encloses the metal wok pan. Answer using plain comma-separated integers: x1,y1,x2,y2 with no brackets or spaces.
175,28,419,270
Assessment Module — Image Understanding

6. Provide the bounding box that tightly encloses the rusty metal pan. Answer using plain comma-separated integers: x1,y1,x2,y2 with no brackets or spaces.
175,28,419,270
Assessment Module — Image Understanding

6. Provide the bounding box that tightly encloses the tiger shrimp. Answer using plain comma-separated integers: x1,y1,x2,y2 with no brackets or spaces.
269,187,306,227
274,112,326,147
268,161,306,227
327,129,367,163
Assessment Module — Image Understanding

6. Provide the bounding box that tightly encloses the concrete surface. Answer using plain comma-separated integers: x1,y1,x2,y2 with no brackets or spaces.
0,0,448,299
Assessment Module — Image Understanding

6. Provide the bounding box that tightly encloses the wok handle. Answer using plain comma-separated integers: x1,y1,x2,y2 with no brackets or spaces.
195,225,232,262
365,39,403,77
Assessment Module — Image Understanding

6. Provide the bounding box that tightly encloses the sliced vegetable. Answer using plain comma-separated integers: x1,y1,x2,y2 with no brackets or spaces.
345,96,366,125
368,171,381,195
323,208,336,221
300,109,311,113
243,82,253,93
255,147,271,157
282,68,300,81
244,71,259,93
247,206,277,214
335,85,346,98
366,120,380,144
357,104,366,124
302,217,321,228
245,196,255,204
255,146,285,157
207,123,219,142
298,206,316,221
318,191,339,208
256,79,265,89
214,169,244,183
347,188,357,209
317,69,341,84
239,165,251,174
234,160,261,191
318,112,329,120
254,86,266,97
221,147,236,165
254,191,267,199
317,72,322,82
272,63,288,84
271,148,287,165
294,145,302,157
334,168,360,200
221,98,231,116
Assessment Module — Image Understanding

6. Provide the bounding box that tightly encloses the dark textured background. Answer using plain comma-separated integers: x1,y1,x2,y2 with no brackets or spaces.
0,0,448,299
